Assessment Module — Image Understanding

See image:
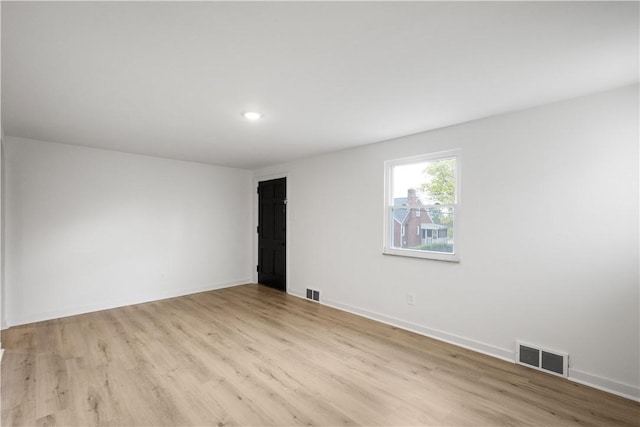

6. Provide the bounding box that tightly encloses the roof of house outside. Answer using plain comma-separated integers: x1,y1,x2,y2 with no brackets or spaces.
420,223,449,230
393,197,410,223
393,196,437,225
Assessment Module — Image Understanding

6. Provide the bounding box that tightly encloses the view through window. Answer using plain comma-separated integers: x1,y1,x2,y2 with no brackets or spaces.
384,150,460,261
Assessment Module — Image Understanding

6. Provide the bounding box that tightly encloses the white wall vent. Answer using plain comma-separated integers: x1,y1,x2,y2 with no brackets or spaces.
516,341,568,377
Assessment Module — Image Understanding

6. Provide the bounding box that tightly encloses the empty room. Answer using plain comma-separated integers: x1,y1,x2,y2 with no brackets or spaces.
1,1,639,426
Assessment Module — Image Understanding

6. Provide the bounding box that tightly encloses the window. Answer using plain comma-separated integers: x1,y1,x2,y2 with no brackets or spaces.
383,149,460,261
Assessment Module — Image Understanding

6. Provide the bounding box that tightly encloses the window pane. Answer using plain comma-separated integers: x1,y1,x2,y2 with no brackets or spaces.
391,206,454,253
421,206,454,253
392,158,455,204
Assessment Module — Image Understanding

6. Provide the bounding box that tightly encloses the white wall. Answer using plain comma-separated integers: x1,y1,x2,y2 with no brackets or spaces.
4,137,253,327
0,144,2,358
1,1,3,357
254,85,640,400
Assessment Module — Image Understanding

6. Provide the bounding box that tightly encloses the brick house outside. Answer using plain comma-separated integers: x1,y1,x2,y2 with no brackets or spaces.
392,188,448,249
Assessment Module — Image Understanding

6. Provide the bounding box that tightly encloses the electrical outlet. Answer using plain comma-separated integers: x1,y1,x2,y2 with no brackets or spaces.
406,293,416,305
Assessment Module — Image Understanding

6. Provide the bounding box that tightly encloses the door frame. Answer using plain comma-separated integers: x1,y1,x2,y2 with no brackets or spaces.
253,172,289,292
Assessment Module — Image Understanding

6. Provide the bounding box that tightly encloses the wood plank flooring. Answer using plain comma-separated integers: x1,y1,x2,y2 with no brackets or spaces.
2,284,639,426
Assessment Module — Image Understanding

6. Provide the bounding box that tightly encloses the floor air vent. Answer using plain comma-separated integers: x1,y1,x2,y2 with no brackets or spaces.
516,341,568,377
305,288,320,302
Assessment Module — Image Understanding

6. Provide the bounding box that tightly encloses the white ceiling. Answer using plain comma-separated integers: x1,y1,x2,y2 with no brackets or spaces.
2,1,638,169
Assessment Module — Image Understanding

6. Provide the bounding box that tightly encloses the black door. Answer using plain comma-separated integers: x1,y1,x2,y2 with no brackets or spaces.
258,178,286,291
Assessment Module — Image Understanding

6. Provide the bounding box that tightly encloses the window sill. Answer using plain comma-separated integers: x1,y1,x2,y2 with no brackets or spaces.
383,248,460,262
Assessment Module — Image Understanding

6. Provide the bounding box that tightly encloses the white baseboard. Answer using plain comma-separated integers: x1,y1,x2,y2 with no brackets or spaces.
288,291,640,402
569,368,640,401
321,297,514,362
3,278,251,329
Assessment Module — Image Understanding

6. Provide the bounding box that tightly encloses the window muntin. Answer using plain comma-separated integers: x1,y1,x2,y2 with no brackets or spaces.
384,150,460,261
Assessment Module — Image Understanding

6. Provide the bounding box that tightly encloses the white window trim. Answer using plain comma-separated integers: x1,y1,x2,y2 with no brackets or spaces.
383,149,461,262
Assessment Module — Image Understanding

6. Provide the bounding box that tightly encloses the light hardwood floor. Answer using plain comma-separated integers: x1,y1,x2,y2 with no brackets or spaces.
2,284,639,426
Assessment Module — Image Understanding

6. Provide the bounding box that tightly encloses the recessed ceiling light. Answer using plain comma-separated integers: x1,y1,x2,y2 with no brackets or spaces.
243,111,262,121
